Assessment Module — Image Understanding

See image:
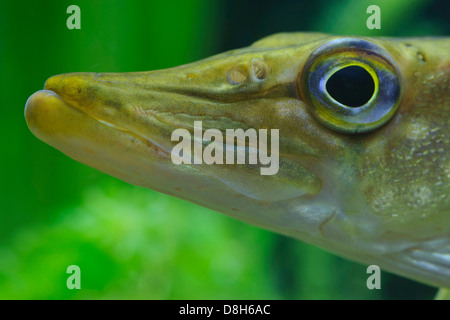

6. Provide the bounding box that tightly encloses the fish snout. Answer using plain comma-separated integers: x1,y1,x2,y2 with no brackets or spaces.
43,72,99,108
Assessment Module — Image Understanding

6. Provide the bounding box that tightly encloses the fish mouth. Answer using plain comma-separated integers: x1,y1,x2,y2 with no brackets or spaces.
27,89,122,135
24,83,183,197
25,88,162,152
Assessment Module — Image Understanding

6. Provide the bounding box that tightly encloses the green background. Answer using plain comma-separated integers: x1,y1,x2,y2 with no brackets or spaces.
0,0,448,299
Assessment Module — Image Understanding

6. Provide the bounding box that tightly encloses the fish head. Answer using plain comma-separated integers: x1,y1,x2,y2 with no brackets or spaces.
25,33,450,287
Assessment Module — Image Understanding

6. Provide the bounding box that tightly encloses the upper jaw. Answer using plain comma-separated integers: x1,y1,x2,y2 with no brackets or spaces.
36,45,303,152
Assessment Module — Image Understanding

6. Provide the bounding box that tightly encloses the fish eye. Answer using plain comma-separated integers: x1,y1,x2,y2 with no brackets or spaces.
300,38,402,134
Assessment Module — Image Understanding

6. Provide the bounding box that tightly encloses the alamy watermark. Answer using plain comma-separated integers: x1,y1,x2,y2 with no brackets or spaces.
366,265,381,290
67,5,81,30
366,5,381,30
66,265,81,289
171,121,279,175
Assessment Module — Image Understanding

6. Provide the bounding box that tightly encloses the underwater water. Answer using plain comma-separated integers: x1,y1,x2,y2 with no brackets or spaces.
0,0,448,299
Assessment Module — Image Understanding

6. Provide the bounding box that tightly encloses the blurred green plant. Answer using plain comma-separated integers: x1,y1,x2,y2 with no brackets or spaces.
0,181,382,299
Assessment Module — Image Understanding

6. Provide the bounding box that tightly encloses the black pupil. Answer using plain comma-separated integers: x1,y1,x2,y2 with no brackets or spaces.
325,65,375,107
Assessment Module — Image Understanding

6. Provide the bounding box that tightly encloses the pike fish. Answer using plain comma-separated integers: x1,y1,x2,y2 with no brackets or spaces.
25,33,450,294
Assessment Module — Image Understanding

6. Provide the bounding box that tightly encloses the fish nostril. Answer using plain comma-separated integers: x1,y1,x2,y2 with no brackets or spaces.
227,67,247,84
227,60,269,84
252,59,269,80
